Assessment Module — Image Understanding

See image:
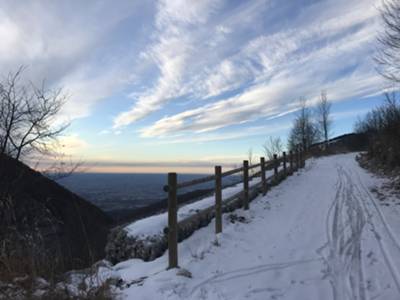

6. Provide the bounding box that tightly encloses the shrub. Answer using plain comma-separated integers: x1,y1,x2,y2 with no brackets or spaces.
355,92,400,166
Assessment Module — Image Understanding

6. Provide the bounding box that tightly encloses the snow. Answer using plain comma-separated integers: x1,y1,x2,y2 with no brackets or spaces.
124,164,281,238
107,153,400,299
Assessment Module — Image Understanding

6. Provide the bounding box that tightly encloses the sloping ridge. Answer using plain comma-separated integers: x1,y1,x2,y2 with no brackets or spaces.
0,155,112,274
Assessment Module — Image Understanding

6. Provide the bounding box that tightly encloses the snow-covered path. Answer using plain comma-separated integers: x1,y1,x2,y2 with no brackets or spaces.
112,153,400,300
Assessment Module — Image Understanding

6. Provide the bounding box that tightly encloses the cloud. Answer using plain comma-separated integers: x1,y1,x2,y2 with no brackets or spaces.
0,0,141,121
113,0,221,128
141,122,291,145
58,64,132,121
0,16,20,61
57,134,89,156
0,0,385,144
204,59,254,97
137,0,383,138
331,108,371,120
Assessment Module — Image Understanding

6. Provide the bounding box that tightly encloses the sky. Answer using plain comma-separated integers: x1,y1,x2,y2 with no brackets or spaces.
0,0,390,173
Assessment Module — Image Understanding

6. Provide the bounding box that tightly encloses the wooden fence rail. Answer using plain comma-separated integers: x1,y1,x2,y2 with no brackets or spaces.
165,150,305,269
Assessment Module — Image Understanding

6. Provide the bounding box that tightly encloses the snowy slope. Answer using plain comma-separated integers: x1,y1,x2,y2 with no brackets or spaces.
124,165,282,239
107,153,400,300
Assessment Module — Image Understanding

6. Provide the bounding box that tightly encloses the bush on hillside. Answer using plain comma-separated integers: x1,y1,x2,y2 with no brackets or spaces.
355,92,400,167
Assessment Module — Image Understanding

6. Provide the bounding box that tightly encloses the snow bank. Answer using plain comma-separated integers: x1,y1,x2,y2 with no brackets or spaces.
106,164,285,263
107,153,400,299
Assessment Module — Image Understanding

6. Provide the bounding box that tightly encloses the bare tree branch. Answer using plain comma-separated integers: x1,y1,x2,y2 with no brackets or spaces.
262,137,283,161
287,98,320,151
316,90,332,149
0,67,69,161
374,0,400,83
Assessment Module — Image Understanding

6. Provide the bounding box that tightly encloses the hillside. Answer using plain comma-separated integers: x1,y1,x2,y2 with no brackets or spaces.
0,155,112,277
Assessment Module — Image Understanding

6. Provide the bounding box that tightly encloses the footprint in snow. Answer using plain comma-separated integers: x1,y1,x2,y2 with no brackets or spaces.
366,279,376,292
367,251,378,266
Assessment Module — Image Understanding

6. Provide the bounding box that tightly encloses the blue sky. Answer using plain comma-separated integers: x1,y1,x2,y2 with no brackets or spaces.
0,0,389,173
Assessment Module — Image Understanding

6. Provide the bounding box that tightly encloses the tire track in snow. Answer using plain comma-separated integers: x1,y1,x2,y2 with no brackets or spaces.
184,157,400,299
321,165,367,300
347,168,400,295
352,169,400,254
187,258,321,297
341,168,367,300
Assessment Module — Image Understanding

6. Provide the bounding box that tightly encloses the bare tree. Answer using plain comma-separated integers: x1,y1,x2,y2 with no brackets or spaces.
262,136,283,161
354,91,400,165
0,67,69,161
316,90,332,149
355,91,400,134
247,148,254,165
288,97,319,151
247,147,255,176
37,152,86,180
375,0,400,83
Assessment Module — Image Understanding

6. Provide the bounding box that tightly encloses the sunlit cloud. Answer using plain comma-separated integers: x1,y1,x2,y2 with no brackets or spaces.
113,0,221,128
57,134,89,156
0,0,387,170
115,0,383,141
143,123,292,144
0,0,141,121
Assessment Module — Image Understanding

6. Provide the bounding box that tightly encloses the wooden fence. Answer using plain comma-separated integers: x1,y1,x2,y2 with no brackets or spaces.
163,149,305,269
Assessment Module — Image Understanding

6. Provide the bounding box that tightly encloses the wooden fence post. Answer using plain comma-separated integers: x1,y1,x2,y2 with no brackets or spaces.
260,157,267,195
215,166,222,234
243,160,249,210
273,154,278,182
283,151,287,176
289,150,293,173
167,172,178,269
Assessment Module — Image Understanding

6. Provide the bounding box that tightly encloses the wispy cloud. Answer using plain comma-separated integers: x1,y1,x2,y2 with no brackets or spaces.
59,64,133,120
113,0,221,128
0,0,141,120
143,123,291,144
0,0,386,152
114,0,384,140
57,134,89,156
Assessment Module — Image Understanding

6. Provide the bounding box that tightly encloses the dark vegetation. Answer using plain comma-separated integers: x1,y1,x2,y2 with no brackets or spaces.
0,66,99,269
0,154,111,277
0,68,114,298
353,0,400,170
0,154,113,298
309,133,368,156
355,92,400,167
